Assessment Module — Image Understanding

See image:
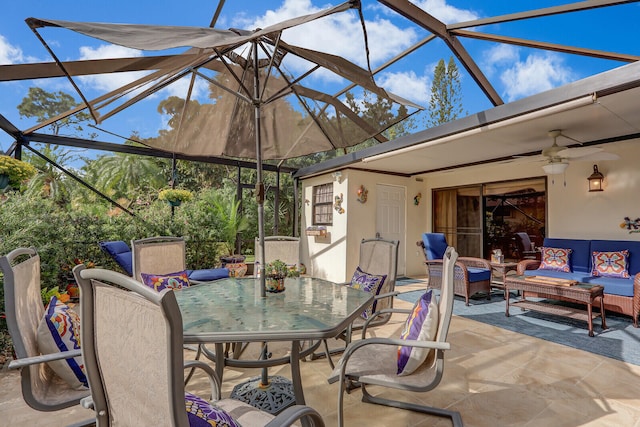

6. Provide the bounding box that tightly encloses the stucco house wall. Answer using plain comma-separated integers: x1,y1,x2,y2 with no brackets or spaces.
300,138,640,281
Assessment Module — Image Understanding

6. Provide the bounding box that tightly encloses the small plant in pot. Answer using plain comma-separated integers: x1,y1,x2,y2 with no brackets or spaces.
158,188,193,207
264,259,291,293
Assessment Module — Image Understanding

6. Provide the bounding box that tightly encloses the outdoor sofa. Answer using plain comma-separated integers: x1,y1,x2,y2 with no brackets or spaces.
517,237,640,327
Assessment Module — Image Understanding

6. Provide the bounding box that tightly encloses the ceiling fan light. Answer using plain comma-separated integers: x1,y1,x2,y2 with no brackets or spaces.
542,162,569,175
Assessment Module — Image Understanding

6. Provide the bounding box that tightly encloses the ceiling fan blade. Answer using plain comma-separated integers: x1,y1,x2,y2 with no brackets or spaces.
557,146,602,158
571,151,620,162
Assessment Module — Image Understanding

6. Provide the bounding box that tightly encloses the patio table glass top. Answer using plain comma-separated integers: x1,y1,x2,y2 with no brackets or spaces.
175,276,373,343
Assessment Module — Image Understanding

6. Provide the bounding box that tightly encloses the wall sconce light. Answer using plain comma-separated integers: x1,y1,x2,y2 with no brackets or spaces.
356,185,368,203
587,164,604,192
331,171,342,182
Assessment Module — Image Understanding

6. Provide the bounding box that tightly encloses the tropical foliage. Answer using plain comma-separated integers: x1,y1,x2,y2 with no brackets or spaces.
0,155,37,187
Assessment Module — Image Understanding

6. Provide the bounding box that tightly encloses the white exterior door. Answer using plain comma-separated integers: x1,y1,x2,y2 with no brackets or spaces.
376,184,406,275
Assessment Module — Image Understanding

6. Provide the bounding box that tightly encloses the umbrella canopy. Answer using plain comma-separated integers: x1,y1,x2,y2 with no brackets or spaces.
26,0,422,296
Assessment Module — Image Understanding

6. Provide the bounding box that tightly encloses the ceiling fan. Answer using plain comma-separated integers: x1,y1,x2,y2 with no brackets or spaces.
540,129,618,175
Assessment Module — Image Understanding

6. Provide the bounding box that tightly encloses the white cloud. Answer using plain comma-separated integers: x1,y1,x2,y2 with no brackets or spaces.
0,34,39,64
500,53,575,101
377,70,430,104
412,0,480,24
230,0,417,83
482,44,519,77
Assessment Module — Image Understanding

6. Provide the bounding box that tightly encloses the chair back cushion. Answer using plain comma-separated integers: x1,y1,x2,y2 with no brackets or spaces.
421,233,448,260
36,296,88,390
591,250,630,278
255,236,300,267
99,241,133,276
358,238,399,314
397,289,438,376
591,239,640,275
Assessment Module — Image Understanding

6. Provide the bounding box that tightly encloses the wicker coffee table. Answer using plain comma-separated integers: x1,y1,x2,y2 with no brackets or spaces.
505,275,607,337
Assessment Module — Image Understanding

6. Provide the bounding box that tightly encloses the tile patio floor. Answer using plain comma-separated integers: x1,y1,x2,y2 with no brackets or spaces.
2,278,640,426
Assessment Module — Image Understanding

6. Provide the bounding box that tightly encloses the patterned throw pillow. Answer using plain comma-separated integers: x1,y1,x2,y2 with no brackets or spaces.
539,247,572,272
141,270,190,291
185,392,240,427
347,266,387,319
36,296,88,390
591,250,630,278
397,290,439,376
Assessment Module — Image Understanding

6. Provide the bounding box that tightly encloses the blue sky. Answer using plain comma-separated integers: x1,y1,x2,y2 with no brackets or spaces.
1,0,638,153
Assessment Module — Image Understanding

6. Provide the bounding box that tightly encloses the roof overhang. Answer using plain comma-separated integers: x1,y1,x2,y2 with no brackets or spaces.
294,60,640,179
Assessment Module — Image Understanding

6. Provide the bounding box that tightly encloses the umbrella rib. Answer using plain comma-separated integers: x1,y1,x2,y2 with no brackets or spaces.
192,69,252,104
214,47,254,100
263,64,320,105
257,34,283,102
27,25,98,123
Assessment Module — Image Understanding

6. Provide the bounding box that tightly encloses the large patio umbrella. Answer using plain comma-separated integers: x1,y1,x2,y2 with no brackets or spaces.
26,1,421,294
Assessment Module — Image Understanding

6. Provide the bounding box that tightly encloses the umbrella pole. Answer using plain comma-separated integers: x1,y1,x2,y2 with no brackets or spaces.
253,40,270,389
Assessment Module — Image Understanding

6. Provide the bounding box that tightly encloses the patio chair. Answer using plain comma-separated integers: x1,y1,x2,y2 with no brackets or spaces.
129,236,228,284
417,233,491,306
255,236,301,271
514,232,539,260
72,265,325,427
0,247,93,425
328,246,462,427
314,238,399,368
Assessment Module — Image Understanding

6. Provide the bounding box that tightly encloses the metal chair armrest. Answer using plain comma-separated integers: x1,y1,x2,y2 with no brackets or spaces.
183,360,221,400
266,405,326,427
8,348,83,370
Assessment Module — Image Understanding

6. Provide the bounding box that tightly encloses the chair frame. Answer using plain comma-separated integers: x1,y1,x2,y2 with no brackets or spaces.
333,247,463,427
73,265,325,427
417,237,491,306
0,247,92,423
131,236,188,282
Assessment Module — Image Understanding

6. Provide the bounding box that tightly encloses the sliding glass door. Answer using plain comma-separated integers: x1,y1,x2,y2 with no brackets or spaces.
433,178,546,259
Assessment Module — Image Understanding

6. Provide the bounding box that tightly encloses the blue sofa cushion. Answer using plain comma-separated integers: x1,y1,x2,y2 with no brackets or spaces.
543,238,591,274
99,240,133,276
421,233,448,260
582,275,635,297
187,268,229,282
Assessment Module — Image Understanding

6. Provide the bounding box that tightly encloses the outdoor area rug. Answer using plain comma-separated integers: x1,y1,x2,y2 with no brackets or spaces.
397,286,640,367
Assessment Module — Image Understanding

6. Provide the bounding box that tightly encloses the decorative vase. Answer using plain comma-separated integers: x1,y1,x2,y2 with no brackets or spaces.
226,262,248,278
0,173,9,189
266,276,285,293
220,254,246,266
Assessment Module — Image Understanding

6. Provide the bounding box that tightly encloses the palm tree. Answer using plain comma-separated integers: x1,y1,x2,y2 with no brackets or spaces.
85,152,165,200
23,145,77,203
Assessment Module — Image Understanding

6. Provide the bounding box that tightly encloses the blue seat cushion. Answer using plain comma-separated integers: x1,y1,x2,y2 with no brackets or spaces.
187,268,229,282
467,267,491,283
99,240,133,276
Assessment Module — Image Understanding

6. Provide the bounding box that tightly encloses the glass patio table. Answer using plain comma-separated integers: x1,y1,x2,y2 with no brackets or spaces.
174,276,373,408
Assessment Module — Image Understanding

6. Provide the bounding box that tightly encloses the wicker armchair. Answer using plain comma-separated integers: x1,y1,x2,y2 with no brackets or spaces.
417,233,491,305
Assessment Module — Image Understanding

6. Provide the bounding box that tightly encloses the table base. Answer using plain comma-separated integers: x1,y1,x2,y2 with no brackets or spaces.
230,375,296,415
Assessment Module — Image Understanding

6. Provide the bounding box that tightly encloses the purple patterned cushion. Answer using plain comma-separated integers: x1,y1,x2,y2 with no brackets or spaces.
397,290,439,376
141,270,190,291
539,247,572,272
591,250,630,278
185,392,240,427
36,296,88,390
347,266,387,319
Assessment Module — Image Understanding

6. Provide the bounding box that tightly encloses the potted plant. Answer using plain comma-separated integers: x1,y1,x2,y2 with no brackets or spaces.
0,155,37,189
213,197,249,266
158,188,193,207
264,259,300,292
